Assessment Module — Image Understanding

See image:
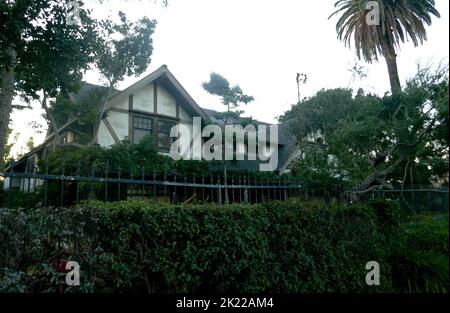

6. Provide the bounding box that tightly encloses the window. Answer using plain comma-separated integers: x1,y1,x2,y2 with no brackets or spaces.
133,116,152,144
158,120,176,152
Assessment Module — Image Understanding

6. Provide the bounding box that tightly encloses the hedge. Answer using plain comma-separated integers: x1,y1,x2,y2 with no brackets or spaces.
0,200,447,293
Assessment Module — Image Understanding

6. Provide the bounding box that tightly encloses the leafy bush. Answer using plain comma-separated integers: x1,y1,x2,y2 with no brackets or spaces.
368,199,403,228
389,249,448,293
0,201,447,293
0,200,393,293
388,213,449,293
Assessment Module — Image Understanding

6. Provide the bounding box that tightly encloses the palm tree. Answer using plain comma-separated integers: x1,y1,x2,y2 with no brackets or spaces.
330,0,440,93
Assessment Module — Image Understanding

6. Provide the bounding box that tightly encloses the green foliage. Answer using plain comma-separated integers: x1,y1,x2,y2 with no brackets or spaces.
2,126,14,167
389,249,448,293
330,0,440,63
1,1,96,96
384,212,449,293
0,200,447,293
49,88,106,128
280,65,449,191
202,73,254,110
0,200,391,293
41,135,211,178
94,13,156,86
330,0,440,92
368,199,403,228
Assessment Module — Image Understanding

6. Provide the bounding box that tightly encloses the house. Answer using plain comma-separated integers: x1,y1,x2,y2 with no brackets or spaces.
4,65,322,191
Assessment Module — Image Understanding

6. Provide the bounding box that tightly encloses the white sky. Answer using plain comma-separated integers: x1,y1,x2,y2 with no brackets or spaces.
8,0,449,157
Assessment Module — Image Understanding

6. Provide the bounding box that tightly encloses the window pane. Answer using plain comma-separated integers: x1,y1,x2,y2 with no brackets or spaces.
158,120,176,151
133,116,152,144
134,116,152,130
134,129,151,144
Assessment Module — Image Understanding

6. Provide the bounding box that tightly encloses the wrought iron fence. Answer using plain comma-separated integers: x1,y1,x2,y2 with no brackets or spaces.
0,163,305,209
1,160,448,212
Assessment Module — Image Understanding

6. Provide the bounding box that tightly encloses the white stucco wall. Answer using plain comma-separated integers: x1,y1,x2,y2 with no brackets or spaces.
98,121,116,147
114,97,129,110
157,85,176,117
133,83,155,113
179,105,192,122
107,111,129,141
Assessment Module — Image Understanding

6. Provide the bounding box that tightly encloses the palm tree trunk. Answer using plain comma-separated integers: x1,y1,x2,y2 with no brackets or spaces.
384,42,401,94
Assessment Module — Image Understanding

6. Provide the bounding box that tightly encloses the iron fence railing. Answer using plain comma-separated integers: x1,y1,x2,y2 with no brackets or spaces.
1,163,448,213
0,169,307,209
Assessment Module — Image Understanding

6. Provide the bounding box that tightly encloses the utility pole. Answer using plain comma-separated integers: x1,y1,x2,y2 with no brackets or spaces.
296,73,307,103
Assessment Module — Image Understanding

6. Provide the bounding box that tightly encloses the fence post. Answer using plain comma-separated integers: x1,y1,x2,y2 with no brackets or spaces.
193,173,196,202
76,160,81,204
253,176,257,203
184,171,187,202
153,172,156,203
105,162,109,202
129,169,134,200
44,159,48,208
25,160,31,210
243,175,248,203
60,158,66,208
89,164,96,200
210,174,214,203
217,176,222,205
118,165,122,201
164,171,168,203
173,173,177,204
230,175,234,203
141,167,145,200
202,175,205,202
238,175,242,203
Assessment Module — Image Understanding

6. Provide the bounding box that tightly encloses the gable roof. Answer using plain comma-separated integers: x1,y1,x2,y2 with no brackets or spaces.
9,65,299,173
107,65,211,122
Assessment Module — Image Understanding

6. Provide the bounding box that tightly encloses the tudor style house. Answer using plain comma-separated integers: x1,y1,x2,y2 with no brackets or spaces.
4,65,326,191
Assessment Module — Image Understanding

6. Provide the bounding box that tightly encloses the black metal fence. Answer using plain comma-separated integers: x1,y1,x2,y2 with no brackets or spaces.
0,165,306,209
1,161,448,212
366,187,449,213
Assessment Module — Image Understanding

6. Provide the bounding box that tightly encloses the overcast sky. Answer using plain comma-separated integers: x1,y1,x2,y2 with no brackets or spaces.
8,0,449,157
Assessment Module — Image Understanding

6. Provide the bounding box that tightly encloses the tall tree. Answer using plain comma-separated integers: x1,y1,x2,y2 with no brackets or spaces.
0,0,96,167
90,12,156,145
280,64,449,195
330,0,440,93
202,73,254,203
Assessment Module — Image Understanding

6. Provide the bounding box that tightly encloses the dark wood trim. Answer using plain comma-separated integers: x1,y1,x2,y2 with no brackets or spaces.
129,94,133,111
109,107,129,114
129,94,133,143
153,83,158,115
153,83,159,148
129,109,179,121
103,118,121,144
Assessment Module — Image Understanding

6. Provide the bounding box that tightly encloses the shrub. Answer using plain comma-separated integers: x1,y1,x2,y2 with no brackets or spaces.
389,249,448,293
0,201,447,293
387,213,449,293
